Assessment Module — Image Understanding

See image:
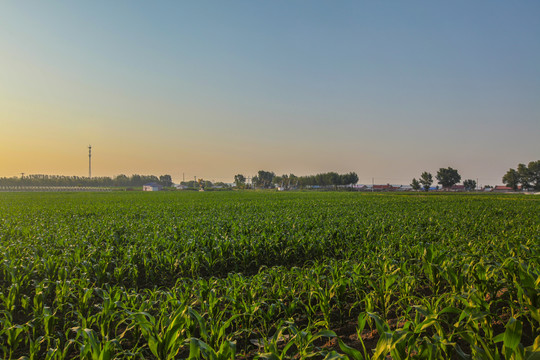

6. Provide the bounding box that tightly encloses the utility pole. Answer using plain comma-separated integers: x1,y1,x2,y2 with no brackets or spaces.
88,145,92,178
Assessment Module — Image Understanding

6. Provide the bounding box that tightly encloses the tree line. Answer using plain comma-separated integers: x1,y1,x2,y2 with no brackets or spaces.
5,161,537,191
0,174,173,187
179,180,231,189
410,161,540,192
235,171,359,189
411,167,477,191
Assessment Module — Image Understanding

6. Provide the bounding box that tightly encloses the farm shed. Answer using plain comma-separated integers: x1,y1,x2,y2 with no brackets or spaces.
492,186,513,192
143,182,163,191
372,184,399,191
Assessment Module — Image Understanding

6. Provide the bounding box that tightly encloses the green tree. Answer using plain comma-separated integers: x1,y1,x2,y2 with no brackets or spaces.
234,174,246,188
436,167,461,189
419,172,433,191
327,172,341,186
281,174,289,188
527,160,540,190
131,174,142,186
411,178,421,191
114,174,129,186
463,179,476,191
502,168,520,190
255,170,275,189
340,172,359,185
181,180,198,189
289,174,298,188
516,163,531,190
273,175,283,187
159,175,173,187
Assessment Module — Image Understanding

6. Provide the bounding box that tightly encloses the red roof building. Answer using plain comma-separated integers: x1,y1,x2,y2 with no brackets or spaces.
492,186,514,192
372,184,399,191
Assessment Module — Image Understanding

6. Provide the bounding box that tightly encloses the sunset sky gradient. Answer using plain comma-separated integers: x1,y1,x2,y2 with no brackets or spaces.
1,1,539,185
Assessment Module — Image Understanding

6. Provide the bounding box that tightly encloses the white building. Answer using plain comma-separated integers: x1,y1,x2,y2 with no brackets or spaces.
143,182,163,191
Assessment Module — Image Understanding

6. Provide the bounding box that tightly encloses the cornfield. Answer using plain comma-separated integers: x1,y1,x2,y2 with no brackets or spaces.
0,191,538,359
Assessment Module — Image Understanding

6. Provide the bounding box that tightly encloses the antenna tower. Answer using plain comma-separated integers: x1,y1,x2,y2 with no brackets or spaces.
88,145,92,178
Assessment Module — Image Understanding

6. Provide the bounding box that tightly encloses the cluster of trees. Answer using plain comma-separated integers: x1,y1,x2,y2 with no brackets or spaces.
179,180,230,189
295,172,359,187
234,174,248,189
411,167,476,191
463,179,477,191
502,161,540,190
252,170,276,189
411,172,433,191
234,171,359,189
0,174,173,187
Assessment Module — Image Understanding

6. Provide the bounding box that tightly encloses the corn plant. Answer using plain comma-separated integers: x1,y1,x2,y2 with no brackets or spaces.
0,191,537,358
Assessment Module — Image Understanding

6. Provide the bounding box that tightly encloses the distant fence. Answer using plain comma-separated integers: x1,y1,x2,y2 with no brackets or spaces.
0,186,113,192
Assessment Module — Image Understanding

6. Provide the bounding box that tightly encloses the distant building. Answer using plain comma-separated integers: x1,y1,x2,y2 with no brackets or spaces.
372,184,399,191
492,186,514,192
174,184,188,190
143,182,163,191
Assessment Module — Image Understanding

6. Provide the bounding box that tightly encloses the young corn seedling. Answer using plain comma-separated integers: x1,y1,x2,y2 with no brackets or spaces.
131,304,191,360
337,312,370,360
1,322,28,359
493,317,526,360
188,337,236,360
188,306,240,352
256,321,336,360
72,327,119,360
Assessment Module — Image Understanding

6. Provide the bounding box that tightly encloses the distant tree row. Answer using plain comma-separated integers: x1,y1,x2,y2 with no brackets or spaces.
179,179,230,189
411,167,477,191
235,171,359,189
295,172,359,188
0,174,173,187
502,161,540,190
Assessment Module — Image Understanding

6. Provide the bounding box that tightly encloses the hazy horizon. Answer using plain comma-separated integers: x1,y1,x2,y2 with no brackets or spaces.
1,2,539,186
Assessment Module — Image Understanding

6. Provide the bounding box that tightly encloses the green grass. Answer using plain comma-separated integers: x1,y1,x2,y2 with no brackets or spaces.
0,191,538,359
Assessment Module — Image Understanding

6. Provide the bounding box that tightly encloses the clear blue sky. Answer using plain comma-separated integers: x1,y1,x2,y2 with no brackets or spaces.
1,1,539,185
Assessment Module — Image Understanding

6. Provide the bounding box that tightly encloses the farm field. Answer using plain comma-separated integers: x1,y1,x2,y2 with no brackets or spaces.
0,191,538,359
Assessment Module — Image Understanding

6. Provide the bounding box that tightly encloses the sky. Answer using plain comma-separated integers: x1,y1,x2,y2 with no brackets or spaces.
1,1,539,186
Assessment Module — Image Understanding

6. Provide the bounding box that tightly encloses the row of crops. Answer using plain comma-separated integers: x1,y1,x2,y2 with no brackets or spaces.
0,191,538,359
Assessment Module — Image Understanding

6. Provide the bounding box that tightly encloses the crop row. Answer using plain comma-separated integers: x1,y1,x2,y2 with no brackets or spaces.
0,192,538,358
